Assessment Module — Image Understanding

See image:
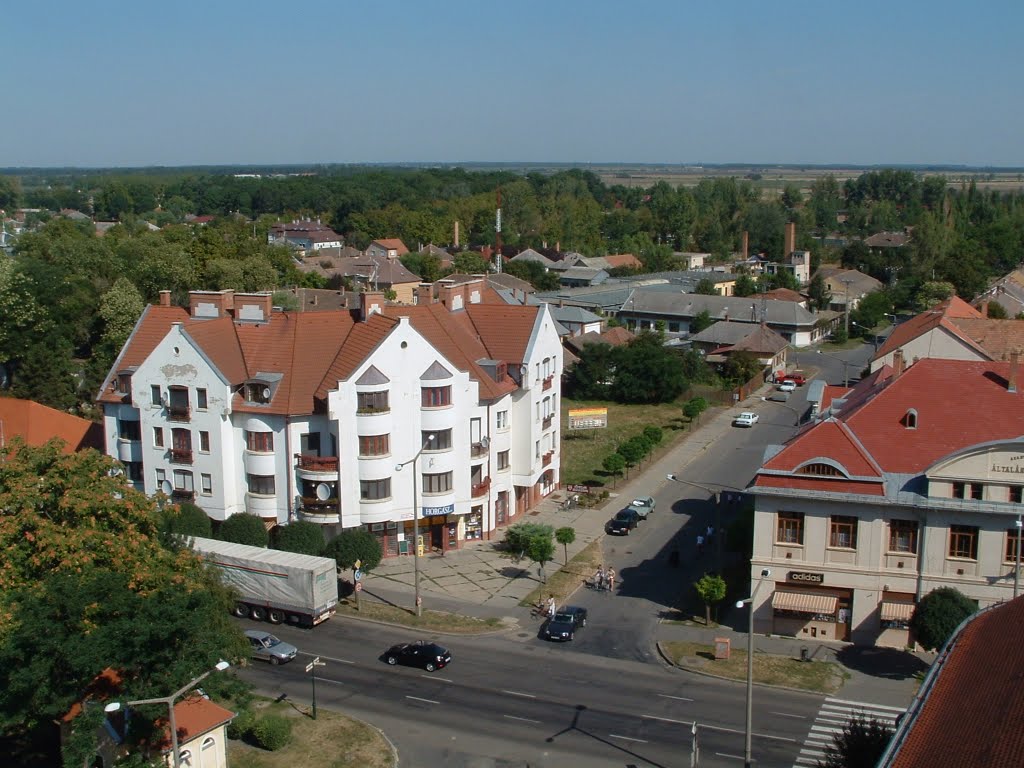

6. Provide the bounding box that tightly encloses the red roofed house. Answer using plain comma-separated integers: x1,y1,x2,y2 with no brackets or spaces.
97,283,563,560
0,396,104,454
870,296,987,372
749,352,1024,647
365,238,409,260
879,595,1024,768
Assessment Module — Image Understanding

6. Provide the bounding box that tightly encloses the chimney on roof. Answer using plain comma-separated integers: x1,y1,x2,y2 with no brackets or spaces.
980,300,990,317
159,290,171,307
893,349,905,378
360,290,385,321
1010,350,1019,394
555,241,560,252
785,221,796,256
453,220,459,248
742,231,749,261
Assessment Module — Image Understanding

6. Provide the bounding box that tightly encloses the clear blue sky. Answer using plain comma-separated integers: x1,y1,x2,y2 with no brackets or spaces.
6,1,1022,167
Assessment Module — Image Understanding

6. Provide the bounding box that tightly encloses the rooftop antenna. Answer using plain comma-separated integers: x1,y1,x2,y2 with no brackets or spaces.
494,187,503,274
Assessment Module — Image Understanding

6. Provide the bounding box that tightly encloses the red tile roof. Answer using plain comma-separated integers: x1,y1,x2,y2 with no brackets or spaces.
874,296,984,360
0,397,104,453
371,238,409,255
756,358,1024,493
155,695,234,751
886,596,1024,768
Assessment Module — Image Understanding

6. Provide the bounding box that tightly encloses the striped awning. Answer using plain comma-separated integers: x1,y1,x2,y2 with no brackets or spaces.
880,601,915,622
771,591,838,615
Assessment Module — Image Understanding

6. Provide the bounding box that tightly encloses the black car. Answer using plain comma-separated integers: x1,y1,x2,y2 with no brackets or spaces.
384,641,452,672
606,516,634,535
543,606,588,642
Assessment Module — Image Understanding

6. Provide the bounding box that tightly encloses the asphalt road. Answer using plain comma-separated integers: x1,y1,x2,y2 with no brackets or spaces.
236,401,816,766
238,617,823,767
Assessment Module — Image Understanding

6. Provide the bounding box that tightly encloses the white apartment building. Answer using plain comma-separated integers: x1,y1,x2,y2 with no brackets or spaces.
748,353,1024,648
98,284,563,556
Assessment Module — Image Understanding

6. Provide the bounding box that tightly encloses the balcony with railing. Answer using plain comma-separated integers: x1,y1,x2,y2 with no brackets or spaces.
470,441,488,458
542,451,553,467
542,375,554,391
542,414,553,430
294,454,339,476
471,476,491,497
167,403,192,422
169,448,193,465
171,488,195,502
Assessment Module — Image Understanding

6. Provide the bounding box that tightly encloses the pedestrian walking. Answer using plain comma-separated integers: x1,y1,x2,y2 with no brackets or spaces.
607,567,616,593
696,534,705,556
546,595,556,619
594,566,605,591
705,524,714,540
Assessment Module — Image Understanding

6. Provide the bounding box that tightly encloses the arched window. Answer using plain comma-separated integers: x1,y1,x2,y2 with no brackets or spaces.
178,749,193,767
798,463,843,477
202,736,216,750
903,409,918,429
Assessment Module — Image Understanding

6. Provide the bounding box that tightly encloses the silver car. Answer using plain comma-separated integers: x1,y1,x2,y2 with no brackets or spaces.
245,629,298,665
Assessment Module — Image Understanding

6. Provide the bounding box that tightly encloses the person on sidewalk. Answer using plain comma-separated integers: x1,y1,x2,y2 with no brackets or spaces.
594,566,605,591
705,524,714,541
696,534,705,556
607,567,616,593
546,595,556,619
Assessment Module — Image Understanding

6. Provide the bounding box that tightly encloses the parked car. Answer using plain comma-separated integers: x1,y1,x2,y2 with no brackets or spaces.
767,390,791,402
777,380,797,392
543,606,589,642
606,517,635,535
733,412,759,427
615,508,642,526
782,373,807,386
245,630,298,665
630,496,656,516
383,641,452,672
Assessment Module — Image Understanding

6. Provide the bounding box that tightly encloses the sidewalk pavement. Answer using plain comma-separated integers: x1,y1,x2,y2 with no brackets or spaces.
360,383,931,708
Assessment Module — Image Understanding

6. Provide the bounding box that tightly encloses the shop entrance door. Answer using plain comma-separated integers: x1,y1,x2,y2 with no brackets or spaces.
430,523,445,552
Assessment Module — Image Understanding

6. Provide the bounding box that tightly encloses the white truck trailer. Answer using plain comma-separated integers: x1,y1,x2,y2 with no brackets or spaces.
189,537,338,627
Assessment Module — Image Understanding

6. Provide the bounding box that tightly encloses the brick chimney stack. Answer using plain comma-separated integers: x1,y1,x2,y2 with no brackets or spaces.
742,231,749,261
893,349,905,378
784,222,796,256
1010,350,1019,394
159,290,171,307
454,220,459,248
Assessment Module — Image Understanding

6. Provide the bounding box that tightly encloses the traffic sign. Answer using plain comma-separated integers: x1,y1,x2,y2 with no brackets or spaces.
354,569,363,582
305,656,324,673
354,559,362,569
355,581,363,592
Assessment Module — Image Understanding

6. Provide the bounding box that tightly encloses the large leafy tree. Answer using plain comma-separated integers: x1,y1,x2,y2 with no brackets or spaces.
218,513,270,547
610,332,685,404
323,528,382,573
273,520,326,556
910,587,977,651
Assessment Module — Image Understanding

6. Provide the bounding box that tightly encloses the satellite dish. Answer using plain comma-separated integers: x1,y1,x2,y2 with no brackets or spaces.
480,436,490,449
315,483,331,501
107,466,125,478
160,480,173,495
262,387,272,400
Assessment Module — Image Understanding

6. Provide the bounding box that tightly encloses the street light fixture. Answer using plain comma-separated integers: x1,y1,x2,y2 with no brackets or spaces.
815,349,851,387
737,569,771,768
104,660,230,768
396,433,435,617
666,474,746,572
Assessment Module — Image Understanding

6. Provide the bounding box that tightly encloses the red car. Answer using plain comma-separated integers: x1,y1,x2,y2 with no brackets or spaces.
782,373,807,386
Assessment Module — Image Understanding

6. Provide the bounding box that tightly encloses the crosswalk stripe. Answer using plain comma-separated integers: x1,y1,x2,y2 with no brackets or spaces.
790,697,906,767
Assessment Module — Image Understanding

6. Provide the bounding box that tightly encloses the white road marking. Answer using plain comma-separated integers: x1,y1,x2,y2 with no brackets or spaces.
642,714,693,725
425,675,453,682
770,711,807,719
298,652,355,664
658,693,695,702
405,695,439,705
716,753,746,762
504,715,541,724
502,690,536,698
609,734,648,744
698,723,797,742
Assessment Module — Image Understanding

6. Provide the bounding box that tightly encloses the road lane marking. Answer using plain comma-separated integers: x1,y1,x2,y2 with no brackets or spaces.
502,690,536,698
698,724,796,742
298,652,355,665
658,693,695,702
716,753,745,761
425,675,452,682
643,714,693,725
770,710,808,719
504,715,541,724
405,695,439,705
609,734,648,744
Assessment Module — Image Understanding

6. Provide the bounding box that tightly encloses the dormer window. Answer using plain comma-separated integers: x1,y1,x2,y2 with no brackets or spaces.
116,373,132,394
903,409,918,429
245,383,272,404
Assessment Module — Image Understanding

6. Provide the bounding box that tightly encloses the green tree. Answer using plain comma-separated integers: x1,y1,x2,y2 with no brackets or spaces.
9,336,77,410
914,281,956,312
503,522,554,557
323,528,382,572
611,332,685,404
642,425,663,447
555,527,576,564
451,251,490,274
616,439,645,475
909,587,977,651
987,301,1008,319
218,514,269,547
694,573,727,625
566,342,615,400
723,350,762,385
733,273,758,297
691,309,715,334
272,521,326,556
818,715,893,768
694,278,718,295
806,273,832,312
526,530,556,583
98,277,146,353
163,501,213,539
602,452,626,481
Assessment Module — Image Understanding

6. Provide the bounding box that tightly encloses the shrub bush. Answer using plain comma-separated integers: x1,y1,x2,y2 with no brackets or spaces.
218,513,269,547
227,709,256,741
250,713,293,751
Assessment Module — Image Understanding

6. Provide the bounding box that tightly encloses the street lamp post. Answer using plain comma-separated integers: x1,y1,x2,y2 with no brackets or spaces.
737,570,771,768
666,474,746,573
1015,515,1022,599
104,660,230,768
815,349,850,387
396,433,435,617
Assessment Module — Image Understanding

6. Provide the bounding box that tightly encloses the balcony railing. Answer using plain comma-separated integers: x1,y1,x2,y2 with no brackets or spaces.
542,451,553,467
470,441,488,458
471,477,491,497
300,497,340,514
169,448,193,465
542,415,553,430
295,454,339,472
542,375,554,391
167,403,191,422
171,488,195,501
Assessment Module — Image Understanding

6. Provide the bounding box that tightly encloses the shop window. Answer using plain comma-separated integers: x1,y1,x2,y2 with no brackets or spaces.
776,511,804,545
421,386,451,408
357,390,389,413
245,430,274,452
246,474,274,495
949,525,978,559
360,478,391,500
497,450,510,470
359,434,390,456
466,507,483,541
422,471,453,494
425,429,452,450
829,515,858,549
888,519,918,554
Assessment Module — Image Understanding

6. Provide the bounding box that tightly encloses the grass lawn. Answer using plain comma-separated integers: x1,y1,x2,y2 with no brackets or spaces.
334,596,507,633
519,539,604,608
560,392,725,487
228,700,393,768
661,641,846,694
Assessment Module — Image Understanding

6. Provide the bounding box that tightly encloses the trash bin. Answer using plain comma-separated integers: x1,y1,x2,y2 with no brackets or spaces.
800,646,810,662
714,637,730,660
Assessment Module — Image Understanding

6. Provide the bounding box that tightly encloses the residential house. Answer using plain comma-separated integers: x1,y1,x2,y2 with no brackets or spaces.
813,267,884,314
676,252,709,270
365,238,409,260
580,253,644,272
296,251,420,304
548,305,603,338
688,321,789,380
509,248,558,270
864,230,911,251
269,219,343,253
748,353,1024,648
97,286,563,554
977,268,1024,318
0,397,104,454
558,266,608,288
760,287,807,307
621,270,739,297
563,326,635,368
